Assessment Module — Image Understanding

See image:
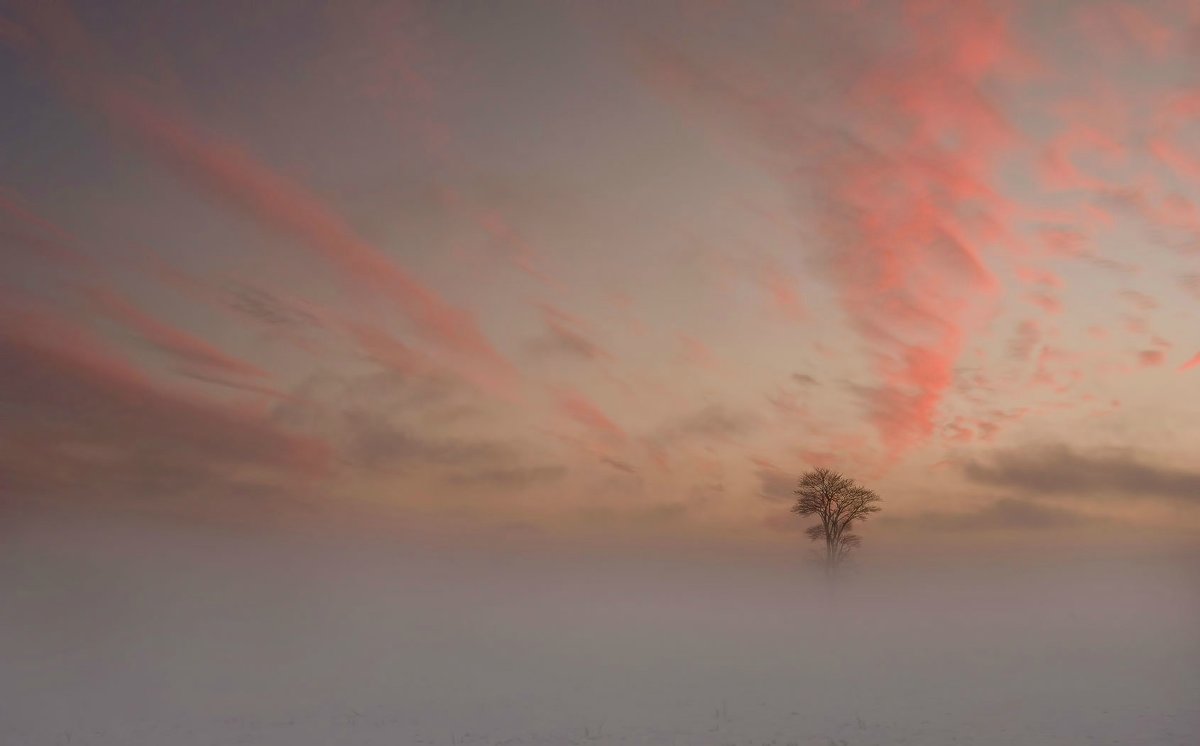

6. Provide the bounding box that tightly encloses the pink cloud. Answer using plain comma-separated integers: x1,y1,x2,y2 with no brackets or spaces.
555,388,626,441
473,204,559,288
943,417,975,444
1138,349,1166,367
6,2,517,393
1101,3,1174,58
1038,226,1087,256
1038,122,1126,193
797,449,841,470
758,263,805,322
1014,266,1064,288
85,286,270,381
1119,290,1158,312
639,1,1039,460
1124,316,1149,335
0,186,94,269
1032,346,1072,389
749,455,779,470
646,442,671,472
1026,291,1063,315
676,333,720,370
1147,90,1200,185
1009,319,1041,361
970,407,1030,443
0,305,329,480
535,303,612,362
766,386,806,418
343,320,432,379
101,92,513,380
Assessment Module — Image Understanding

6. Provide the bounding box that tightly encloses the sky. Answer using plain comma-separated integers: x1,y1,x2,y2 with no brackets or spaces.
2,0,1200,556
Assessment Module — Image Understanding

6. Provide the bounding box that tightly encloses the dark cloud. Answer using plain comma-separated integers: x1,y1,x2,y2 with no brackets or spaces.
766,384,805,416
273,367,480,437
891,498,1099,532
963,444,1200,504
755,467,795,502
84,287,271,385
689,479,725,503
447,465,566,488
664,403,758,442
1180,273,1200,301
226,284,320,328
0,318,327,485
528,324,608,362
1008,319,1040,361
175,368,283,398
792,373,819,385
342,407,563,489
0,319,329,524
352,370,474,420
601,457,638,475
528,330,606,361
527,304,610,362
344,411,511,471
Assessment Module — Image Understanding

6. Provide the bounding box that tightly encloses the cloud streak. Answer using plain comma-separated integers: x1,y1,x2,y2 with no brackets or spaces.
95,91,516,385
556,389,626,441
0,307,329,505
6,0,517,393
963,444,1200,504
529,303,611,362
86,286,270,382
891,497,1100,531
634,1,1030,461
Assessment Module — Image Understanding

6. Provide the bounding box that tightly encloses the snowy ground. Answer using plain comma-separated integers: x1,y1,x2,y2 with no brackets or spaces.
2,520,1197,745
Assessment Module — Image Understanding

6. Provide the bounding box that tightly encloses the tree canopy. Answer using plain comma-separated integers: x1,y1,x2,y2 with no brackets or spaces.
791,467,882,573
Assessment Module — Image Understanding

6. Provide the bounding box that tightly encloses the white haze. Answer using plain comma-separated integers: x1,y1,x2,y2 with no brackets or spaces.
2,516,1197,745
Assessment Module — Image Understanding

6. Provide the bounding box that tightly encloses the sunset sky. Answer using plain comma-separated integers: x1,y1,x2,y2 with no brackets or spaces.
3,0,1200,552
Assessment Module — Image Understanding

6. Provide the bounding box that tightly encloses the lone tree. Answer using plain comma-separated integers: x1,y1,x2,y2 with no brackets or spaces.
791,467,882,576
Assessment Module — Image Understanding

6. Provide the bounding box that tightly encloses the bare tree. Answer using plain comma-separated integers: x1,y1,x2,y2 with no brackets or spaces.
791,467,882,577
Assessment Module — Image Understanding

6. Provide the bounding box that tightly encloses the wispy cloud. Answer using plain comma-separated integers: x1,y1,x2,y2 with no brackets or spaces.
7,0,517,394
555,388,626,441
0,306,328,504
633,1,1028,459
85,286,270,381
528,303,611,362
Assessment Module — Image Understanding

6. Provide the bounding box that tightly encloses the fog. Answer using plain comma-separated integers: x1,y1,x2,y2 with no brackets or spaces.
3,517,1197,745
